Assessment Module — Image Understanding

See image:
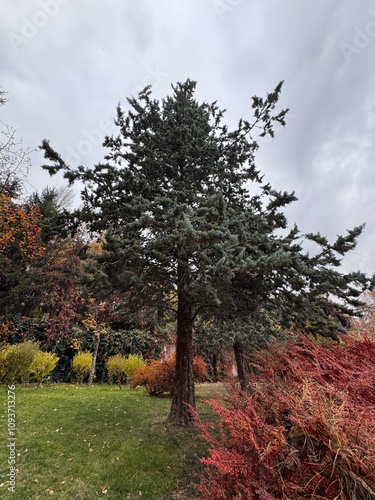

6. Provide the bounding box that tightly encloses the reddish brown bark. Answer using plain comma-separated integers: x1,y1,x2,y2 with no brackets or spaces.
233,337,247,392
167,262,195,426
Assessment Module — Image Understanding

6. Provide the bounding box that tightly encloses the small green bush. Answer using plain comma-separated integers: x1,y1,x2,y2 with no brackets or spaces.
123,354,146,381
106,354,128,388
29,351,59,388
0,341,39,385
72,352,92,384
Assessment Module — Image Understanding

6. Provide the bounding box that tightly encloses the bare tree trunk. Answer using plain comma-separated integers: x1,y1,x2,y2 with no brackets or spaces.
168,262,195,427
212,353,218,382
233,337,247,391
88,332,100,387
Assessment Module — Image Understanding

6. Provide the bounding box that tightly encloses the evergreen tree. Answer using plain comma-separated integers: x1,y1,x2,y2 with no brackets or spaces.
41,80,370,425
210,223,372,390
27,186,74,243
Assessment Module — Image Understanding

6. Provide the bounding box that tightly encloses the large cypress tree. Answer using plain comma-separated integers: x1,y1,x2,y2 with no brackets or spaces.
41,80,370,425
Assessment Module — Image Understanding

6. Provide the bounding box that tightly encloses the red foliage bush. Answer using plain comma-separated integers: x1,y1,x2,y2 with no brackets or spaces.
130,355,208,395
195,335,375,499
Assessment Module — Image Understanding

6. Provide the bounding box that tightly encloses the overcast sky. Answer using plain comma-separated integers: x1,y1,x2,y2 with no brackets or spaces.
1,0,375,276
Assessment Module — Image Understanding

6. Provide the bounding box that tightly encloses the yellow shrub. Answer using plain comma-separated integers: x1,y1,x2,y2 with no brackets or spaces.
106,354,128,388
72,352,92,384
123,354,146,381
29,351,59,387
0,345,10,382
1,341,39,385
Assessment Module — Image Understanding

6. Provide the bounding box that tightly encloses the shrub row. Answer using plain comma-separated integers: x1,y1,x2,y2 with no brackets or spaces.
71,352,208,392
1,342,208,393
0,341,58,387
130,356,208,395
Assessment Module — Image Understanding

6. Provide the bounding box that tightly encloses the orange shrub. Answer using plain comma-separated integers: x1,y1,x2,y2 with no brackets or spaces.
193,356,208,382
130,355,207,395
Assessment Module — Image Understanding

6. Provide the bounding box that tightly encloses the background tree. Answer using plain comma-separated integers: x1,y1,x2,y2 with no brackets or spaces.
41,80,370,425
0,91,45,317
27,186,74,243
0,189,44,316
0,88,33,197
82,303,111,387
211,222,371,390
349,290,375,339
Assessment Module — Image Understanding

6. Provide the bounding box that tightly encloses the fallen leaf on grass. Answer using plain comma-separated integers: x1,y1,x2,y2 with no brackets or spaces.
101,486,108,494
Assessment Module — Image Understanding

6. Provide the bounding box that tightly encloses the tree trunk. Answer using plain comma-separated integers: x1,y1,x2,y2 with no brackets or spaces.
212,353,218,382
88,332,100,387
167,263,195,427
233,337,247,391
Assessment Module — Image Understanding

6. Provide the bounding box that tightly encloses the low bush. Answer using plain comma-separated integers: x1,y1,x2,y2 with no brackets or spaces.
106,354,147,388
130,356,208,395
106,354,128,388
0,344,9,382
72,351,92,384
29,351,59,388
0,340,39,385
195,335,375,499
130,358,175,395
123,354,146,381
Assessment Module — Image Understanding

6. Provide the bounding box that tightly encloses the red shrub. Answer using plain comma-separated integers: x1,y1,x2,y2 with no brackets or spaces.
130,355,208,395
195,335,375,499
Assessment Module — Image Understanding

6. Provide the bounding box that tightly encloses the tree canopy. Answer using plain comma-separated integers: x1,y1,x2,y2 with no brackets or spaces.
41,79,371,425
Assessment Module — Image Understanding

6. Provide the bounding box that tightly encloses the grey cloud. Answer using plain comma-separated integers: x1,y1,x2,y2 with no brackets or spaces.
0,0,374,277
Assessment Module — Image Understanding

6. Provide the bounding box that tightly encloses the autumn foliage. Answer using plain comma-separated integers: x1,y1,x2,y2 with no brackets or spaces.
0,192,43,262
195,335,375,499
105,354,146,388
130,356,207,395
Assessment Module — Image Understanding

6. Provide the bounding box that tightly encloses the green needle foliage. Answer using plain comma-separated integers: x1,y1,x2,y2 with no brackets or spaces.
41,79,372,425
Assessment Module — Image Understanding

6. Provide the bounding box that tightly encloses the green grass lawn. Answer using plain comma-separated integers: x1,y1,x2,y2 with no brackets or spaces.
0,383,224,499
